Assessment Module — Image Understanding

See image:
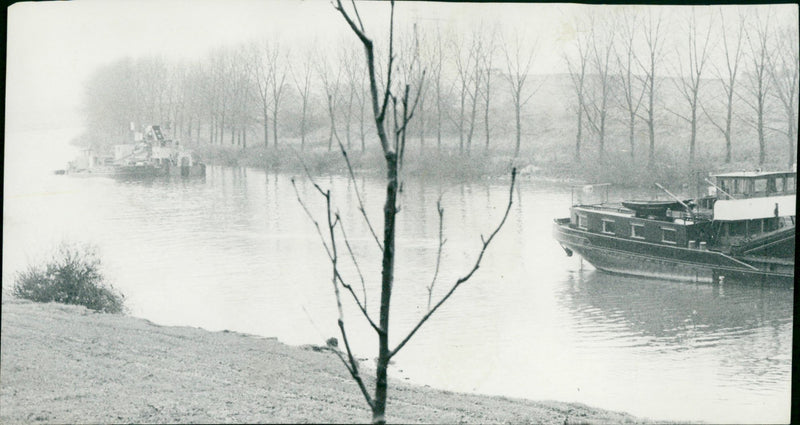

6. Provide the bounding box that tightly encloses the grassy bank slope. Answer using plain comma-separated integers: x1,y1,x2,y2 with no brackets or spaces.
0,300,646,424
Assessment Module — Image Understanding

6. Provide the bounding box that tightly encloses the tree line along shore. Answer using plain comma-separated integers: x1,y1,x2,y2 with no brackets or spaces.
78,5,797,183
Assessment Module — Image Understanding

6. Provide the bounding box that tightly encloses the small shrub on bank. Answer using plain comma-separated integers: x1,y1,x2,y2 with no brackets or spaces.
13,243,125,314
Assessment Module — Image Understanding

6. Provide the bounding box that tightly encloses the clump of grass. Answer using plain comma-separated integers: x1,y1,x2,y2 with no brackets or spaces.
13,243,125,314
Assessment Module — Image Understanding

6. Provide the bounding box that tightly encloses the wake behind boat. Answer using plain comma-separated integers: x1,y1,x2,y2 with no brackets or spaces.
553,169,796,283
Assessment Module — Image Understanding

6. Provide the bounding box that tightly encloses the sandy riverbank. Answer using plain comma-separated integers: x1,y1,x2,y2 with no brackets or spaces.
1,299,646,424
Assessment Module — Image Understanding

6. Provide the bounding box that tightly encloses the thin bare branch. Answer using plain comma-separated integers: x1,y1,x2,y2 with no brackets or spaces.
290,178,333,261
335,319,375,409
665,107,691,123
336,139,384,252
426,195,446,312
390,168,517,359
350,0,366,33
333,0,371,47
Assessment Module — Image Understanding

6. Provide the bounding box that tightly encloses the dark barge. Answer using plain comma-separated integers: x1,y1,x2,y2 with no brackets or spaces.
553,170,795,283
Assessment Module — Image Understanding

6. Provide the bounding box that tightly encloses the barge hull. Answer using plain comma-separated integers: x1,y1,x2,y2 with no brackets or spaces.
554,219,794,283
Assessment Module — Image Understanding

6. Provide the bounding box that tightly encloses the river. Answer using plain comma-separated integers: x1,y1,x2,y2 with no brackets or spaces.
3,129,792,423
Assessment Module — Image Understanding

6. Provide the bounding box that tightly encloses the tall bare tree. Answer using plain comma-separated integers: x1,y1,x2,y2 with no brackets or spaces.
614,10,646,160
267,41,288,149
565,25,590,162
341,43,360,150
702,10,744,164
634,10,666,167
767,21,799,168
501,31,539,158
668,8,713,165
741,9,772,165
450,32,479,154
246,41,273,148
427,26,447,153
479,27,498,152
289,2,518,424
465,30,483,156
227,46,253,148
211,49,234,145
290,46,314,151
317,50,343,151
583,16,615,160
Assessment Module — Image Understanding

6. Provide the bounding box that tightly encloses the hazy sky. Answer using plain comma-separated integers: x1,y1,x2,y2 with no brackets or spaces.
6,1,797,133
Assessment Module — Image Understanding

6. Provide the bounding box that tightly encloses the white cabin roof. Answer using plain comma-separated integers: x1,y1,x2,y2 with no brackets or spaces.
713,170,795,179
713,194,796,220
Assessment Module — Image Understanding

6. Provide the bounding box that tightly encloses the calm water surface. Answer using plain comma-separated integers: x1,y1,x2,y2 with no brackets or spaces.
3,130,792,423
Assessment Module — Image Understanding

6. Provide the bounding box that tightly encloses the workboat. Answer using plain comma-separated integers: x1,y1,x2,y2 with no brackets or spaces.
553,169,795,283
66,124,206,178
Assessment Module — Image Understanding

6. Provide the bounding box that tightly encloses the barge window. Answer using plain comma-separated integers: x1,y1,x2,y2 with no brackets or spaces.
602,219,615,234
775,177,784,193
754,178,767,193
788,176,796,192
631,223,645,239
661,228,677,244
577,214,588,230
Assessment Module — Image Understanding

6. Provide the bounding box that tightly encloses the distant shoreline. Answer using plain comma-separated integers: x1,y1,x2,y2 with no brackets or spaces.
0,299,648,424
194,143,788,191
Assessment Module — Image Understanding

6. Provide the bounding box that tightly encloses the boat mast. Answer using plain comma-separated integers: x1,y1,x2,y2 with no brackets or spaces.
654,183,695,220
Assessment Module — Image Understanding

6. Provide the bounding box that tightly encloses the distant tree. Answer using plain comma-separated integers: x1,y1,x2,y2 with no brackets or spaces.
501,31,539,158
479,26,498,152
356,57,369,152
450,32,480,154
246,41,273,148
740,10,772,165
317,50,343,151
342,43,364,150
209,49,233,145
565,24,590,162
82,58,136,149
425,26,448,153
668,8,713,166
614,10,646,160
583,16,615,160
767,20,799,168
633,10,666,167
290,46,315,151
267,41,288,149
228,46,253,148
465,29,484,156
702,10,744,164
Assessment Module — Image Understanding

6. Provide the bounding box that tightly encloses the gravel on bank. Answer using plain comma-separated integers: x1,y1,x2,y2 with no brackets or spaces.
0,299,646,424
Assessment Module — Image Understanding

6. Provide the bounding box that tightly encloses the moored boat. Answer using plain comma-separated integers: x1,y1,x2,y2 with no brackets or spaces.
66,124,206,179
553,169,796,283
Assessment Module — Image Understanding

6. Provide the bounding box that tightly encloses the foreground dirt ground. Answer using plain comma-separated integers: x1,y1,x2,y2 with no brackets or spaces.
1,300,645,424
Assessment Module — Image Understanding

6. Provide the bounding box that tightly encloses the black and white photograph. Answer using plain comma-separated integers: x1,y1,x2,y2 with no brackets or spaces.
3,1,797,423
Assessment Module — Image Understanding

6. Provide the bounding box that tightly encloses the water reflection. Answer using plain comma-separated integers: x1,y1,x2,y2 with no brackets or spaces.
2,159,792,424
559,270,792,397
560,271,792,343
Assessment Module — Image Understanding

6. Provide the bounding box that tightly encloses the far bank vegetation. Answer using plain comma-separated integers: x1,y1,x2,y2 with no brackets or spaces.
78,5,798,187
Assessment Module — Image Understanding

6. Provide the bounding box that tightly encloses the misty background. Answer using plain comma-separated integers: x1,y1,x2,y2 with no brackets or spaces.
7,1,798,185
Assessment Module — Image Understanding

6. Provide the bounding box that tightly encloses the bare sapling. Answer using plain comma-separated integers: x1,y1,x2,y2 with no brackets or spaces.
288,1,518,423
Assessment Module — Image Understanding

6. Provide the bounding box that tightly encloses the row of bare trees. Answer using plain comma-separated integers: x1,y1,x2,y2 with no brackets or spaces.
565,7,798,168
82,24,537,156
82,6,797,168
